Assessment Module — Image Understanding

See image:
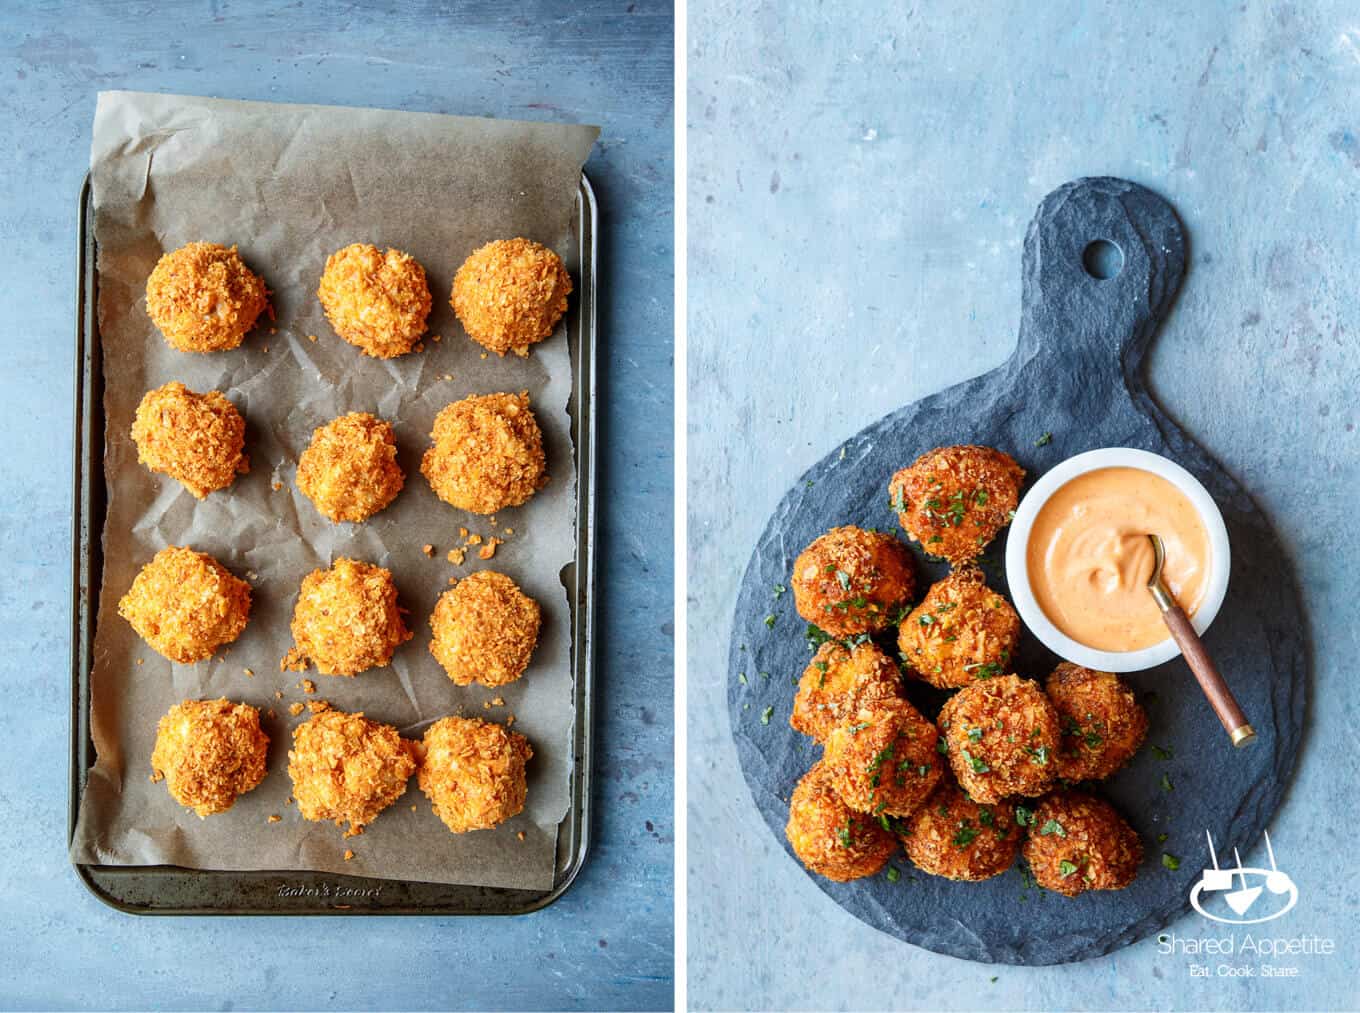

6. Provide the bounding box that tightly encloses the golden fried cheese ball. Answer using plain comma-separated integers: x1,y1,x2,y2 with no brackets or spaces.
150,698,269,817
791,526,916,637
822,698,943,818
938,674,1060,804
428,570,541,687
296,412,404,523
145,242,267,353
317,243,431,359
419,716,532,833
451,238,572,356
889,445,1024,565
288,558,412,676
790,641,900,744
1022,789,1143,896
898,568,1021,689
131,381,248,499
901,777,1020,881
288,709,416,836
1045,663,1149,782
420,392,548,514
785,760,897,882
118,546,251,663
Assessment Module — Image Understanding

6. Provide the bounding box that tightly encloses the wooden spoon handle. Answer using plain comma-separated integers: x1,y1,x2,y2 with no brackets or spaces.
1161,605,1255,747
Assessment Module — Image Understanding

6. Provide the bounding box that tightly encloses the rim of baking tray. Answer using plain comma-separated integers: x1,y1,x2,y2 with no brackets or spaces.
1004,446,1231,673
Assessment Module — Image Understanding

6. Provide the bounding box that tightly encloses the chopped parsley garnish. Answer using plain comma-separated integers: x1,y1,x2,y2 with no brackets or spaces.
966,727,983,743
760,706,773,725
935,736,949,755
1156,833,1168,844
891,487,908,513
764,614,776,628
961,748,990,773
1058,860,1079,878
737,672,747,685
836,824,852,848
1034,432,1052,447
1160,774,1174,792
978,808,995,827
813,661,828,673
835,569,852,592
918,613,936,626
1027,745,1050,766
772,583,787,598
1083,730,1103,749
1014,805,1035,827
975,489,989,506
1039,818,1066,838
964,661,1003,679
886,866,901,883
1162,852,1180,871
1151,744,1173,761
952,826,980,848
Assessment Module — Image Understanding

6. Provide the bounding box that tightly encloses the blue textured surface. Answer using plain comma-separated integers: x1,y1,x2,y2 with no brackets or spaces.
689,2,1358,1010
0,3,672,1011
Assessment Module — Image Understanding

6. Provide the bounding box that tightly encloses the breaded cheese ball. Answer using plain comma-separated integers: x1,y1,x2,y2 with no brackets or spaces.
785,760,896,882
428,570,541,687
901,777,1020,881
1022,790,1143,896
296,412,404,523
938,674,1060,804
898,568,1020,689
145,241,267,353
118,546,251,663
790,641,900,744
317,243,431,359
131,381,248,499
451,238,572,356
150,698,269,817
822,698,942,818
791,525,916,638
288,558,412,676
889,445,1024,565
288,709,416,836
419,716,532,833
420,392,548,514
1045,663,1149,782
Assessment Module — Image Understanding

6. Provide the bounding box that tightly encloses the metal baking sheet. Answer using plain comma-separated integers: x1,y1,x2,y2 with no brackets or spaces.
68,173,597,915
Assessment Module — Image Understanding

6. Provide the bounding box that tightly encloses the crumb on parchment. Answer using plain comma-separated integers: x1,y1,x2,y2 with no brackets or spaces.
301,679,316,694
447,547,466,566
281,648,307,672
288,702,305,717
243,668,253,677
422,544,434,557
307,699,331,713
268,814,280,823
478,537,503,560
343,849,355,861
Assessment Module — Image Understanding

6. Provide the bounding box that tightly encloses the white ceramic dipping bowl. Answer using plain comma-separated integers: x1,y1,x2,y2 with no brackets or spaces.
1004,447,1231,673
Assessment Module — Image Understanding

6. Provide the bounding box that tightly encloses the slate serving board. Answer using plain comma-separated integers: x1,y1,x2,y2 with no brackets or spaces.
728,177,1306,965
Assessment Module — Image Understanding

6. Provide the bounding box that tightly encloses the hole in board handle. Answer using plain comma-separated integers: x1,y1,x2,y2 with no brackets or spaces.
1082,239,1124,280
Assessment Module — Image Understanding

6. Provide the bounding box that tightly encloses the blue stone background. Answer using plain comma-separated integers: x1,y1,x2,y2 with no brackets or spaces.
0,3,673,1010
688,2,1358,1010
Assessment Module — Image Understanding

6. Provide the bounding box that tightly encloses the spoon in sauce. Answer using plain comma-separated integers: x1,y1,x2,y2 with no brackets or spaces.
1147,533,1255,748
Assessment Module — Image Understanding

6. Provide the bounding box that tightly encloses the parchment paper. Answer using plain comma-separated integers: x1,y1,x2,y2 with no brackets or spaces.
71,91,598,891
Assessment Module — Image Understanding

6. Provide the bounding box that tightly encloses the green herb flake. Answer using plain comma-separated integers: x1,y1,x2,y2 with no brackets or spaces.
1059,859,1079,878
1034,432,1053,447
760,706,773,725
737,672,747,685
1039,818,1067,838
952,826,980,848
764,614,776,628
1162,852,1181,871
772,583,787,598
1160,774,1174,792
1014,805,1035,827
886,866,901,883
1151,744,1174,761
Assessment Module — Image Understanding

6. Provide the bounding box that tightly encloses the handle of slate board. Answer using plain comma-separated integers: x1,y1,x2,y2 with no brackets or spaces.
1016,176,1187,378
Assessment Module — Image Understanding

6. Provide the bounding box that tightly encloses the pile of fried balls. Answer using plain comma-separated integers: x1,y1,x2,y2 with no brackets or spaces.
124,236,571,839
784,445,1147,897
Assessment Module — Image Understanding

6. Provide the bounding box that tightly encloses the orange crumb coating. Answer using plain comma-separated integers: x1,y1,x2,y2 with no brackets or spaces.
145,242,267,352
1045,663,1148,782
898,568,1020,689
150,698,269,817
1022,789,1143,896
451,238,572,356
287,709,416,835
900,776,1020,881
889,445,1025,565
317,243,431,359
418,716,532,833
791,525,916,637
131,381,248,498
420,392,548,514
428,570,541,687
118,546,251,663
790,641,901,744
822,698,943,818
296,412,405,523
785,760,896,882
288,558,412,676
938,674,1060,804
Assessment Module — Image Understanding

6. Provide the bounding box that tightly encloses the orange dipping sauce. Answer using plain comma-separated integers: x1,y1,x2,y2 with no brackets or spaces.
1026,467,1210,652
